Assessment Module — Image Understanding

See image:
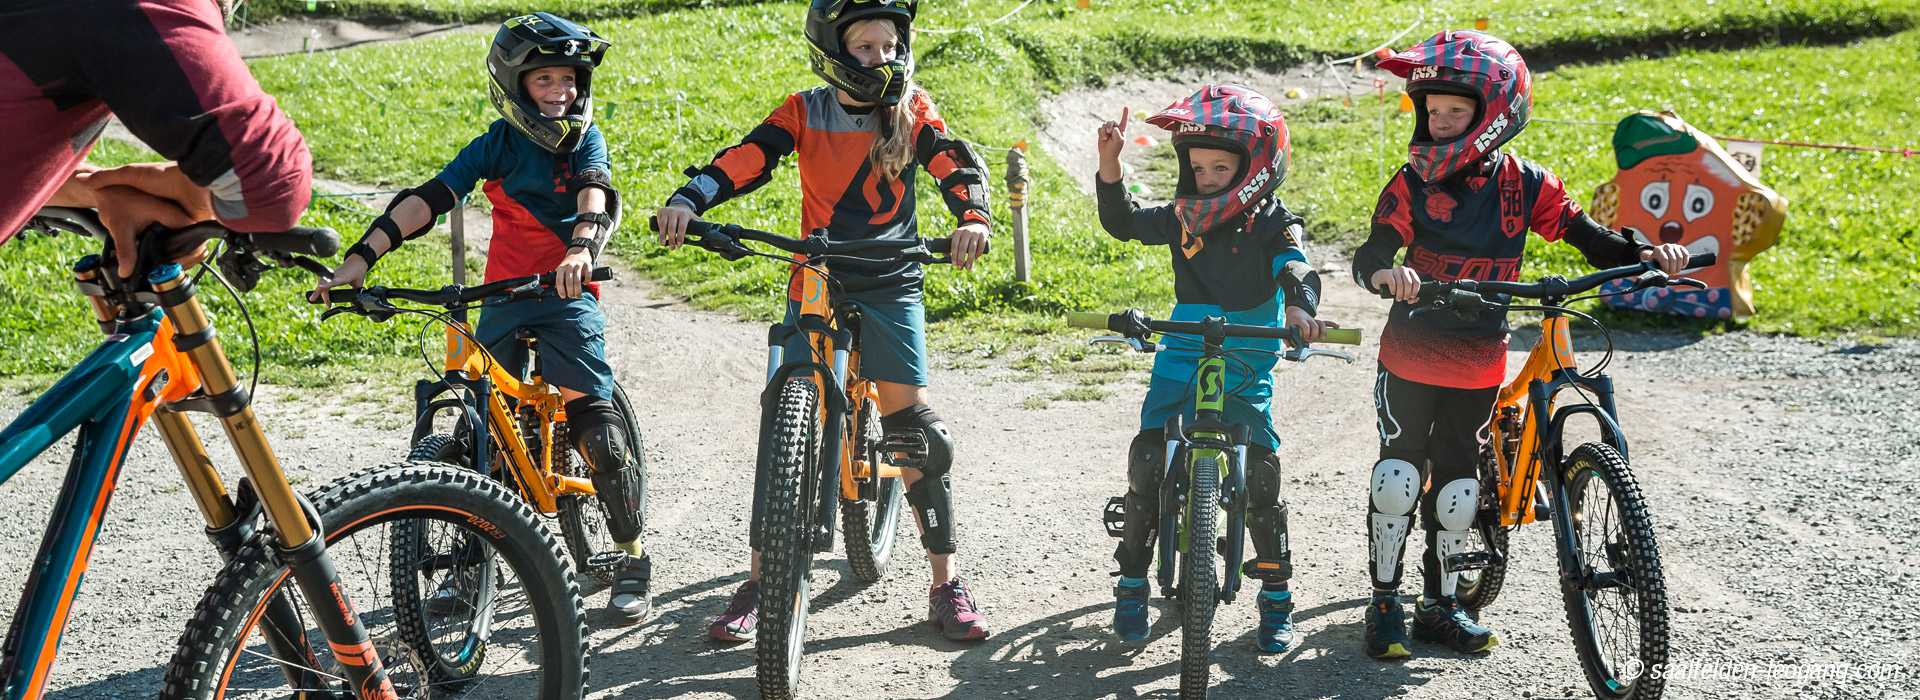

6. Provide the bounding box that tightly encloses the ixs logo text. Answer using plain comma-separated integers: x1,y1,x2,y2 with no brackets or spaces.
1236,160,1283,203
1410,66,1440,80
1473,113,1509,151
1177,122,1209,134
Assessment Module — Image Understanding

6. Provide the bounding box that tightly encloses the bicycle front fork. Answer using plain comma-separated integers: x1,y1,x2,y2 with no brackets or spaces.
1152,415,1254,604
150,265,395,697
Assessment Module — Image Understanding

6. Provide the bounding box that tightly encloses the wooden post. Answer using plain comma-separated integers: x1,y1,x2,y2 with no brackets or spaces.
450,197,468,324
450,196,467,286
1005,146,1031,282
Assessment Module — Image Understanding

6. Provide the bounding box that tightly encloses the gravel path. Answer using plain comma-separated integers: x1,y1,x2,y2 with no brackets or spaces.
7,251,1915,698
12,20,1913,699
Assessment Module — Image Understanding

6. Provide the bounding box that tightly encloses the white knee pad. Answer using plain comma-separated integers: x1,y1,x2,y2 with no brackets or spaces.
1369,459,1420,586
1433,478,1478,531
1435,528,1473,597
1370,459,1420,515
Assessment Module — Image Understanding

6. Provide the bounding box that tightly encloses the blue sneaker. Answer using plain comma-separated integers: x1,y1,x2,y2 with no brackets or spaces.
1254,589,1295,653
1113,576,1150,641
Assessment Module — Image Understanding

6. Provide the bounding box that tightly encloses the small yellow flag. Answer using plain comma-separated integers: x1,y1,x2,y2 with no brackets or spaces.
1077,0,1091,8
1474,17,1490,30
1398,93,1414,112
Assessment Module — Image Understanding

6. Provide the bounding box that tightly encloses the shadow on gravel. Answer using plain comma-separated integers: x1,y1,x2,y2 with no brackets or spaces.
931,595,1433,698
1508,322,1718,354
583,559,900,697
47,667,167,699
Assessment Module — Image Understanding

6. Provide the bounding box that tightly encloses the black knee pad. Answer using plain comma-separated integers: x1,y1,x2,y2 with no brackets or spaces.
567,396,645,544
1127,429,1167,497
1244,445,1292,578
1114,430,1168,577
885,405,957,555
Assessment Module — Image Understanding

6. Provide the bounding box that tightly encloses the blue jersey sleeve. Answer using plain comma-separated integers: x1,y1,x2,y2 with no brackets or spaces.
570,125,611,177
433,121,510,200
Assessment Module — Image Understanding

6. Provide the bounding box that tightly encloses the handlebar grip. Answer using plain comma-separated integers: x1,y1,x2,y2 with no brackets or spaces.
1066,311,1111,330
591,266,613,282
244,226,340,257
1686,252,1717,268
1320,327,1363,345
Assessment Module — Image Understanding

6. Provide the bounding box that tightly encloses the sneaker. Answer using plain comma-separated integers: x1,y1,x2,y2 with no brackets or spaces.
1254,589,1295,653
1412,596,1500,654
1363,594,1413,660
707,579,759,642
1112,576,1150,642
607,554,652,624
929,577,990,641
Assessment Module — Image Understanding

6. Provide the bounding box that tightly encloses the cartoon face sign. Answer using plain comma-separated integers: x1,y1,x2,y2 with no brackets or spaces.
1590,111,1787,320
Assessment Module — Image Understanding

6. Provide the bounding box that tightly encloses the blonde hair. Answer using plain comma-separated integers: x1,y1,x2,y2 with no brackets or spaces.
844,18,916,182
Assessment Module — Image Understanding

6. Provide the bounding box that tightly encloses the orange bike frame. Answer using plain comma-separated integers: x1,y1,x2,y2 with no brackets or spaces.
441,322,595,514
1488,314,1577,526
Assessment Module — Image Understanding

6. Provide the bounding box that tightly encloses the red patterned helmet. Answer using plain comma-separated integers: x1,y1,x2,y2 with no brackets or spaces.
1145,84,1291,235
1379,30,1532,181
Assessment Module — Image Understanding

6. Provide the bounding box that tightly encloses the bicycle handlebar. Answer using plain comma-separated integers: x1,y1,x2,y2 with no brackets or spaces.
1067,310,1363,346
31,206,340,258
649,216,971,264
1380,252,1718,307
311,267,614,310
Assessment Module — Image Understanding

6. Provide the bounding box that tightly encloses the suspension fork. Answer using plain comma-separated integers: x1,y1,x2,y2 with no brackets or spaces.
77,258,326,691
149,265,396,698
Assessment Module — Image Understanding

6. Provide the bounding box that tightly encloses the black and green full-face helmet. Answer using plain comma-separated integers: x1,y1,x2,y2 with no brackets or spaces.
804,0,916,106
486,12,611,153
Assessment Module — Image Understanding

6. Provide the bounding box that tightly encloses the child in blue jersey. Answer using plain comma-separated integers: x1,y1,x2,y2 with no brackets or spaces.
312,13,654,624
1093,85,1331,653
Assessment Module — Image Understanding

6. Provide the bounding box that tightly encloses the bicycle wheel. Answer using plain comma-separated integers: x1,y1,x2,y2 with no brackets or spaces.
842,397,903,582
410,432,464,464
558,382,646,584
757,378,821,700
1456,453,1511,612
1557,443,1669,700
161,464,588,699
1178,449,1221,700
1455,523,1510,613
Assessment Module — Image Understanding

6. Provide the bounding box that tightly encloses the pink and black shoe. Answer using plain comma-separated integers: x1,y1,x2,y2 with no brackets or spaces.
928,577,990,641
708,579,759,642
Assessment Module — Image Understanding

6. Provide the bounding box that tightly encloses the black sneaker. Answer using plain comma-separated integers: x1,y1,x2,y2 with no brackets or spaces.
1363,594,1413,660
1411,596,1500,653
607,554,652,623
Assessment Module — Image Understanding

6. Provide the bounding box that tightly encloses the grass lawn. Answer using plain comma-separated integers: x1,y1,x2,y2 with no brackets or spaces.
5,0,1914,382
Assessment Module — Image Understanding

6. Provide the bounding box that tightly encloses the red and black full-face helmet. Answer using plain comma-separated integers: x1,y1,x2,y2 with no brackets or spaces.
1145,84,1292,235
1380,30,1532,181
806,0,917,106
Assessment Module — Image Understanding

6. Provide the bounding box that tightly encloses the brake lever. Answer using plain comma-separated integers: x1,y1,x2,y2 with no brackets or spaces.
319,305,361,323
1671,277,1708,289
1089,336,1161,353
1284,346,1355,364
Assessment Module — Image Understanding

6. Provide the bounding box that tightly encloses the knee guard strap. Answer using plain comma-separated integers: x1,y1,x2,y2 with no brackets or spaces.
567,396,645,545
886,405,956,555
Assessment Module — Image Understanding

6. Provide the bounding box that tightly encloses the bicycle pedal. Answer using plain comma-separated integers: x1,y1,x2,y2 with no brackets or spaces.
879,432,929,467
584,550,627,573
1445,552,1495,572
1102,497,1127,538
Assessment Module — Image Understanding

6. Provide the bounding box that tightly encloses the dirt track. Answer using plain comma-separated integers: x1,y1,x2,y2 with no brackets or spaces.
7,18,1916,700
7,248,1916,699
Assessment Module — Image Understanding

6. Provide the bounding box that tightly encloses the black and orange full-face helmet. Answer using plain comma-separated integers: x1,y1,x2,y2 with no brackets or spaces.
805,0,917,106
486,12,611,153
